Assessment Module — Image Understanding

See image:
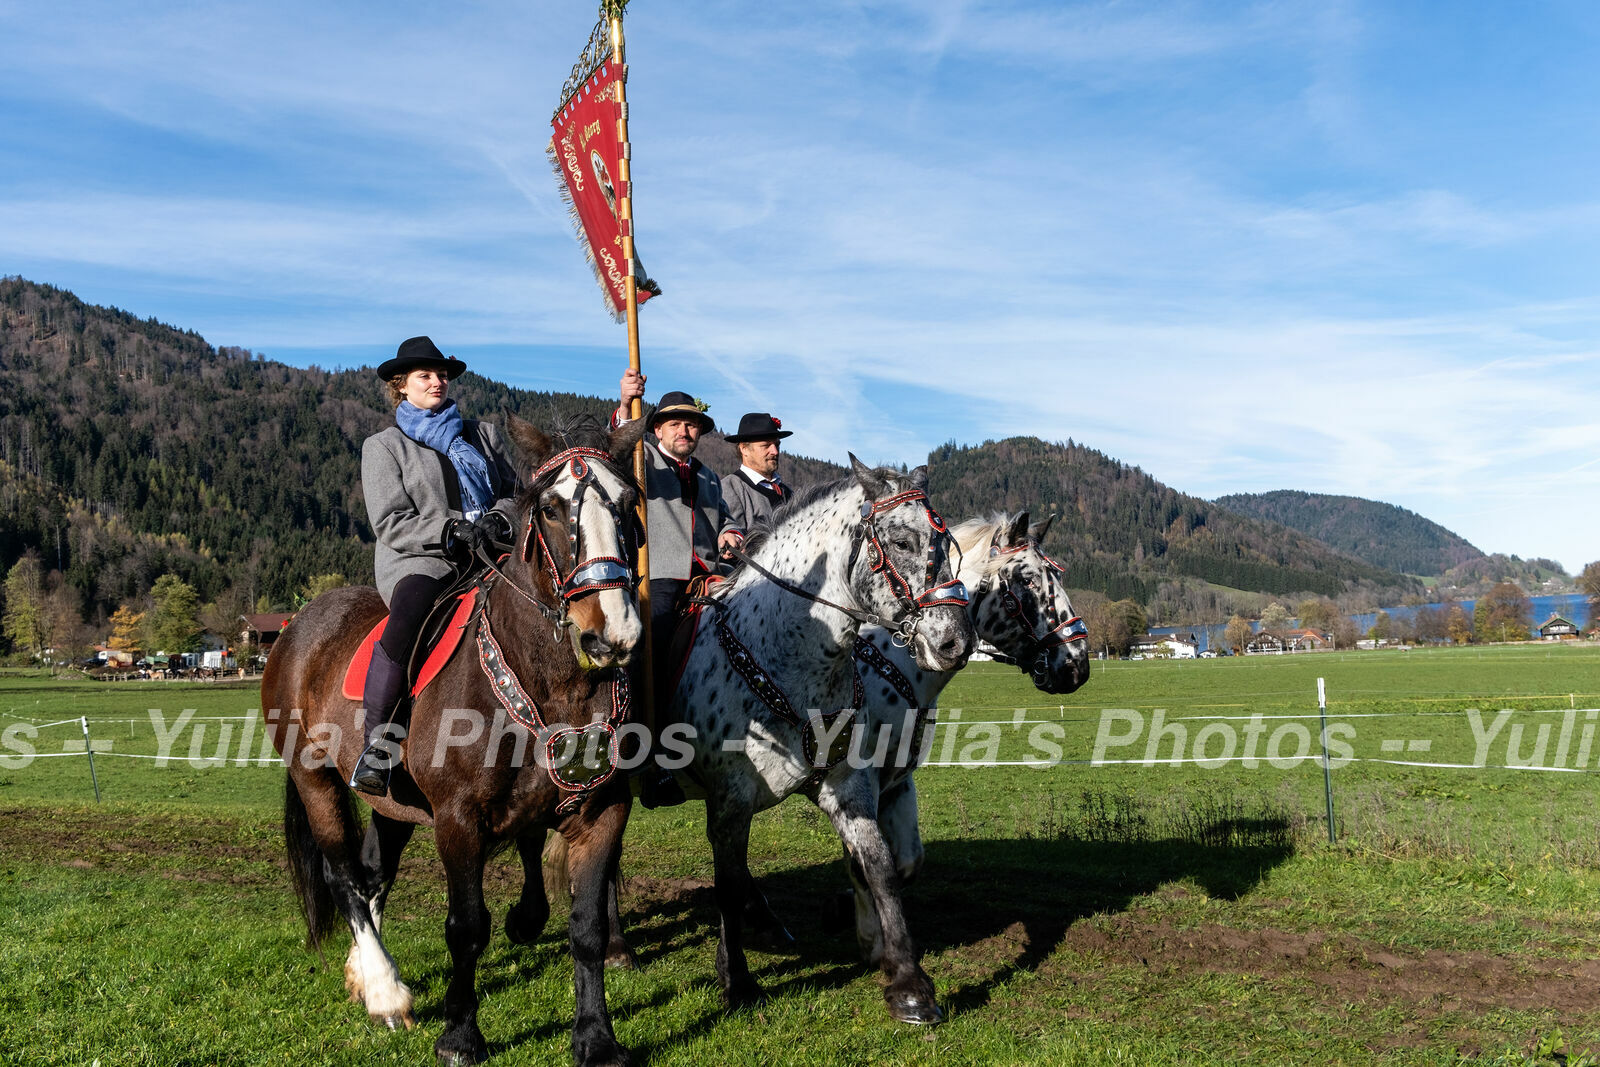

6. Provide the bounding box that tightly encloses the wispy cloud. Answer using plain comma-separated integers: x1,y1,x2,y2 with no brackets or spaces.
4,1,1598,570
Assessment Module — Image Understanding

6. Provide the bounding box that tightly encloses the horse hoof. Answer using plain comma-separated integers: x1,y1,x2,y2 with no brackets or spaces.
505,902,548,945
604,946,639,970
435,1027,487,1066
885,989,943,1026
575,1036,632,1067
375,1010,415,1031
721,979,766,1011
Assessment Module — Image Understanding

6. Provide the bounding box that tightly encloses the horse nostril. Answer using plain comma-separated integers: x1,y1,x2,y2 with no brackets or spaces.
579,633,613,660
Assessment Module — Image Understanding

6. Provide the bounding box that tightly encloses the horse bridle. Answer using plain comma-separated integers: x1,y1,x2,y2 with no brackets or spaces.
984,537,1088,682
527,445,635,621
845,488,970,644
474,446,634,634
722,486,968,645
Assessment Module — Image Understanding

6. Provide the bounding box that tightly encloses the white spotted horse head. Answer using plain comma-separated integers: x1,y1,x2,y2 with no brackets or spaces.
846,455,975,673
968,511,1090,694
506,413,647,670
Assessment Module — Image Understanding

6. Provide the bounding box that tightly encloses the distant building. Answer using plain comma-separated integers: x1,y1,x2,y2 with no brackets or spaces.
1130,633,1198,659
1245,632,1286,655
242,613,296,656
1284,629,1331,652
1538,614,1579,641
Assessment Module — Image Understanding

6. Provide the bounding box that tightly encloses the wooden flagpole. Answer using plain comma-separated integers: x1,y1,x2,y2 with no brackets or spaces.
610,9,655,737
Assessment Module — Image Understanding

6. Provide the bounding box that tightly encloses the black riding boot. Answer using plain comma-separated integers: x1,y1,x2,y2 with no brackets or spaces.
349,641,409,796
639,578,688,809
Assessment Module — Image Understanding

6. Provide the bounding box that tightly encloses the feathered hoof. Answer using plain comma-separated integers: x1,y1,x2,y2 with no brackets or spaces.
575,1035,632,1067
721,977,766,1011
435,1024,487,1065
885,986,943,1026
505,901,548,945
372,1009,416,1031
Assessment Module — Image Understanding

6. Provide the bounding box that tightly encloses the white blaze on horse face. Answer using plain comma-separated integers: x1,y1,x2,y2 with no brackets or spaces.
558,462,643,656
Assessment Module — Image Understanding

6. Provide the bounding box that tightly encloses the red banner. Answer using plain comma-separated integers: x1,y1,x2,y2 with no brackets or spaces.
550,60,659,320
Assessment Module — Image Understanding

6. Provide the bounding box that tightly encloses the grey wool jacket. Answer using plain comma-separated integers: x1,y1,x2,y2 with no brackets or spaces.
361,422,521,605
641,438,741,580
722,469,785,535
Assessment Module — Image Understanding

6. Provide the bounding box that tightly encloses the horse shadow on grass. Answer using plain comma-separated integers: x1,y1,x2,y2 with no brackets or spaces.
396,817,1294,1062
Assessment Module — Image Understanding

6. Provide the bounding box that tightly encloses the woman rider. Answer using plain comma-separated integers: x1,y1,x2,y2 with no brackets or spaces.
349,335,521,795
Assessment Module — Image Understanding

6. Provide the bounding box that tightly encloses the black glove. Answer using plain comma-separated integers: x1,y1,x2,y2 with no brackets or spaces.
441,518,477,561
475,510,515,548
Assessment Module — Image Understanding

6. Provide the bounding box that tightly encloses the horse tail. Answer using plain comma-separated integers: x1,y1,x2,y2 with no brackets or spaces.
283,771,342,952
542,833,571,904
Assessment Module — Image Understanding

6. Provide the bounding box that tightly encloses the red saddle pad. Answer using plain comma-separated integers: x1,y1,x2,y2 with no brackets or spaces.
342,588,480,701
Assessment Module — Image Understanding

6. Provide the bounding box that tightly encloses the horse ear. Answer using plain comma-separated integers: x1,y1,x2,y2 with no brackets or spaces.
1004,511,1030,548
608,415,648,463
849,453,887,499
1029,514,1055,543
506,413,553,470
908,465,929,491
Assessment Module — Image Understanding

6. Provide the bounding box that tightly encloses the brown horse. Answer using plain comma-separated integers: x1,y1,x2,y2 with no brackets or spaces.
263,413,646,1067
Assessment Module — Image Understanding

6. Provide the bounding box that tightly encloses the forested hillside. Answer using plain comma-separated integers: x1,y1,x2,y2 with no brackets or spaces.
0,278,843,637
928,438,1422,605
1213,489,1483,577
1,278,1433,652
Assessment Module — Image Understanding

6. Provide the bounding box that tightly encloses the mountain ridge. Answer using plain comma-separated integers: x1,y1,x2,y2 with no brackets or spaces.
0,276,1479,637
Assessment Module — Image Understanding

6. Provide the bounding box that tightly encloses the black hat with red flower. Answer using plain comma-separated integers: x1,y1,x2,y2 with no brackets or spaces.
724,412,792,442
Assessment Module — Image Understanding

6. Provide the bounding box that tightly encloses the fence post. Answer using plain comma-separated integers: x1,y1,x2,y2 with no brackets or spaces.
80,715,102,803
1317,677,1334,843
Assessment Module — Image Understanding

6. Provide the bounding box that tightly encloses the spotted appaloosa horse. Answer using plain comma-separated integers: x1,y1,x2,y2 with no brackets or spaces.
549,511,1092,989
263,414,646,1067
650,457,975,1023
845,510,1090,960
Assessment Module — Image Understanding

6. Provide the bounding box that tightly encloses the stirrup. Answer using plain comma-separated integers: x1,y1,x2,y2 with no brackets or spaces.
348,742,391,797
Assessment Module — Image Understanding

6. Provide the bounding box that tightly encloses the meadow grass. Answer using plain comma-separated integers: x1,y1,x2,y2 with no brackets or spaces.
4,646,1600,1064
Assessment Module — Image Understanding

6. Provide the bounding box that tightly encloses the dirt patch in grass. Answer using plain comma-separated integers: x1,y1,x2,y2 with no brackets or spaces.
1047,909,1600,1015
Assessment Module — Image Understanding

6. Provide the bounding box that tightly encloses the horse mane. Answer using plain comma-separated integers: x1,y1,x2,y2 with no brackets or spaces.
514,413,640,511
949,512,1022,584
723,468,872,584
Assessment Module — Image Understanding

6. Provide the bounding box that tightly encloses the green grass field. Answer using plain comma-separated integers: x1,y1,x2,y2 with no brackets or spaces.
4,644,1600,1065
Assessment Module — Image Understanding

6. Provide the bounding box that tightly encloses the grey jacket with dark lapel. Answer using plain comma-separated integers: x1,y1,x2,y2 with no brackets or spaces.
723,468,785,535
362,421,520,605
642,438,740,580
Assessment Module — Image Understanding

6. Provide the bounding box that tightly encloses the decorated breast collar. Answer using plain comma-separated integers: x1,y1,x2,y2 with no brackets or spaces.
476,598,632,816
713,609,863,785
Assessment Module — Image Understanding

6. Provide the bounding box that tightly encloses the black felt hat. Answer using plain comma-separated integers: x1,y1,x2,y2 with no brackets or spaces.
376,336,468,381
724,412,792,442
647,390,715,433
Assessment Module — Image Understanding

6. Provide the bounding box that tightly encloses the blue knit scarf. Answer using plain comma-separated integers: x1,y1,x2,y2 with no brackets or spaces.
394,399,495,518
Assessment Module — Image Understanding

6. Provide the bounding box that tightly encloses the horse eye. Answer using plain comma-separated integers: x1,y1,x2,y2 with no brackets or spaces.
542,504,560,521
893,537,913,552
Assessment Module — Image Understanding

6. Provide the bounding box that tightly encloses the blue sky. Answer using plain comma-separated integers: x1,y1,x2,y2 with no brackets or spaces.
4,1,1598,572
